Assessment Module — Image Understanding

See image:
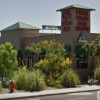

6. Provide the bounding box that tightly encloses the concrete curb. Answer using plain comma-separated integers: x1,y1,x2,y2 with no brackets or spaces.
0,85,100,100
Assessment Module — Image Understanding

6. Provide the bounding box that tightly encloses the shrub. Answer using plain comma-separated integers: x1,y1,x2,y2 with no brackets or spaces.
26,40,72,87
47,77,55,86
35,55,72,81
47,78,63,88
13,67,27,90
59,69,80,87
0,84,2,92
54,80,63,88
27,40,72,82
25,70,46,91
12,67,46,91
94,65,100,82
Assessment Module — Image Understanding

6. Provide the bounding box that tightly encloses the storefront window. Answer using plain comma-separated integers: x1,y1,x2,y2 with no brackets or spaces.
64,45,71,52
77,55,88,68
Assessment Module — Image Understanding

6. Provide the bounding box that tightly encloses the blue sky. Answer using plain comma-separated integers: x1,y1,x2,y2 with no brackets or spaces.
0,0,100,33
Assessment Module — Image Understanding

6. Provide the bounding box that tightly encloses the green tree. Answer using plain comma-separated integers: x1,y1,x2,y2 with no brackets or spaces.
26,40,67,56
82,36,100,78
82,35,100,56
0,42,18,84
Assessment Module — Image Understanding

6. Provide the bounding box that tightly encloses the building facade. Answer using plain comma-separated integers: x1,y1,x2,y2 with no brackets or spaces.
0,4,100,79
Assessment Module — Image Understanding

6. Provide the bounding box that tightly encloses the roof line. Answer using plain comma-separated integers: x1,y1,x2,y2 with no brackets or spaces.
56,4,95,11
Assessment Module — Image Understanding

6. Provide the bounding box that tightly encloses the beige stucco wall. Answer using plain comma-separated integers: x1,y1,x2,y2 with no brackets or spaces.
1,30,21,50
60,8,99,78
20,29,39,37
61,8,91,45
1,29,40,51
24,34,61,49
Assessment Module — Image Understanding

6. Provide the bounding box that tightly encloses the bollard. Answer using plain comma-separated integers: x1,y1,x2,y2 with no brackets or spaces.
10,80,14,93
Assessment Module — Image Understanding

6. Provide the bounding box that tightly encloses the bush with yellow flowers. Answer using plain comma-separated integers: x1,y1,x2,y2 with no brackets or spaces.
34,46,72,85
35,53,72,86
26,40,80,87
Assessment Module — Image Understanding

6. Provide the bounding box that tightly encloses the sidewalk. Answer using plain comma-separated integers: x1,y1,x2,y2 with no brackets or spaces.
0,85,100,100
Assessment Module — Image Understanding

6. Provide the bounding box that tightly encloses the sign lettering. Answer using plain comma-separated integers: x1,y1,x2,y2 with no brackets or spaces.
76,9,90,32
62,10,72,32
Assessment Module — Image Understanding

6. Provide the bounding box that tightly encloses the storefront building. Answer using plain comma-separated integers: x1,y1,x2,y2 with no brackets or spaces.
0,4,99,79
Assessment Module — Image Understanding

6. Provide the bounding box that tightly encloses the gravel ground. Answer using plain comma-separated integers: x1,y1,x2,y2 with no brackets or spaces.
0,88,26,94
0,87,57,94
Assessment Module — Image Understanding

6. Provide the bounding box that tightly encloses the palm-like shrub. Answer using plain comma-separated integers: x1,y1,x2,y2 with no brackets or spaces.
59,69,80,87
